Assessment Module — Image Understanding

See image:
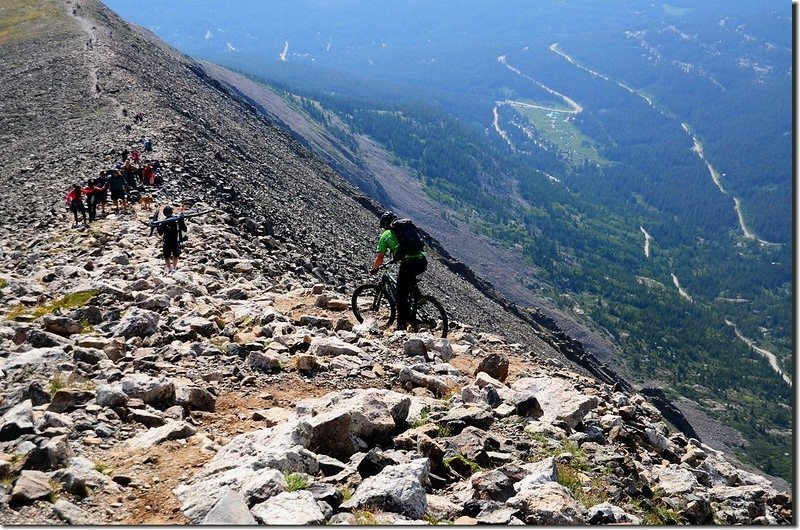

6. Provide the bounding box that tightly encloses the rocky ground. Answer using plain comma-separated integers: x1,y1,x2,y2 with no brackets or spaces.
0,208,792,525
0,0,792,525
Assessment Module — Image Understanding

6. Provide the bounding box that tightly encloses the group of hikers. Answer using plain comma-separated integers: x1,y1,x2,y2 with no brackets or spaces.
63,142,428,322
64,142,163,227
63,137,190,273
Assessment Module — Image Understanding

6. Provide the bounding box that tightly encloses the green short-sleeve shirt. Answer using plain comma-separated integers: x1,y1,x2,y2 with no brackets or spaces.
376,229,399,255
376,229,425,260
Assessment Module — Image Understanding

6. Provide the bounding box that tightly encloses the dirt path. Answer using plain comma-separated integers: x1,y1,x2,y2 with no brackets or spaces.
640,226,652,258
498,55,583,114
725,320,791,386
671,273,693,302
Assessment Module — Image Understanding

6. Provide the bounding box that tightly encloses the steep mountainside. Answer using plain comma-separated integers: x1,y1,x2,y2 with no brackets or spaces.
0,0,791,525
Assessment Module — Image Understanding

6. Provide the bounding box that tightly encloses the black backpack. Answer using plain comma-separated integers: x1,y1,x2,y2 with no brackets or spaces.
390,218,424,259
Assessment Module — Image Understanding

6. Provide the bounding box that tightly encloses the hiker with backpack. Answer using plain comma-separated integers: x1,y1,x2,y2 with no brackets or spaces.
108,168,127,212
65,184,88,228
157,205,187,273
81,178,99,223
370,211,427,331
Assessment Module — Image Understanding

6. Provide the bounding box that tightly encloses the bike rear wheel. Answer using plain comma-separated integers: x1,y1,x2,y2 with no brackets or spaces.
352,284,396,327
413,295,448,338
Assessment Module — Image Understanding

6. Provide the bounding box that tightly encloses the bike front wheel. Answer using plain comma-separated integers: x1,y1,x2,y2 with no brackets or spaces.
352,284,396,328
413,295,449,338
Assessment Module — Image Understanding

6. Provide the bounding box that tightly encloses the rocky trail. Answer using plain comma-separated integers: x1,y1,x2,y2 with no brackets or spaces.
0,209,791,525
0,0,792,525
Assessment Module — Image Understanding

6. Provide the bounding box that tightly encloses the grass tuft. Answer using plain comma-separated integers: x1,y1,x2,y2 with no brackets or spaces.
284,472,308,492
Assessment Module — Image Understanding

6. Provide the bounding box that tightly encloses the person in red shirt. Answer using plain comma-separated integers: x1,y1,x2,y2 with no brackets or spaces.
82,179,100,223
142,163,155,186
65,184,87,227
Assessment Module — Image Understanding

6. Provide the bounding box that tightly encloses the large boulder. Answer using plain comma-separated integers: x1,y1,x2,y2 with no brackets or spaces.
10,470,53,505
175,420,318,523
113,308,160,339
0,400,34,441
507,482,585,525
474,352,509,381
1,347,64,373
341,458,430,519
296,389,410,440
119,374,175,405
200,489,257,525
308,337,364,357
251,490,326,525
126,421,196,449
42,315,82,336
510,376,599,429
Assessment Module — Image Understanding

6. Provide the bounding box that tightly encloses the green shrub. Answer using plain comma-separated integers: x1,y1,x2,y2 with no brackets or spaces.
284,472,308,492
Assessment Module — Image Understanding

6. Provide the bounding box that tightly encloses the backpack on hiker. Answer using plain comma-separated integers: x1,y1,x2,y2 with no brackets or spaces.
390,218,424,259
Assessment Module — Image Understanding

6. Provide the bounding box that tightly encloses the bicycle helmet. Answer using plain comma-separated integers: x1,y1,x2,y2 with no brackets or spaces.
380,211,397,229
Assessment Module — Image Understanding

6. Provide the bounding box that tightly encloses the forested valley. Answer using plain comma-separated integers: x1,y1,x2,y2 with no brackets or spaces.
256,77,792,480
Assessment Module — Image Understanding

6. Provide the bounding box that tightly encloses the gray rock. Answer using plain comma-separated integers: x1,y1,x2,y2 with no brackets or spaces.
507,481,585,525
247,351,282,372
296,389,410,440
471,470,516,501
178,316,220,338
175,385,216,412
54,499,97,525
126,421,196,448
129,409,166,428
398,367,453,397
27,435,74,471
655,464,700,495
515,457,558,491
137,294,171,311
298,315,334,330
477,504,519,524
1,347,64,372
446,426,495,465
175,421,319,523
120,373,175,405
308,337,364,357
341,458,430,519
428,338,454,361
52,456,120,495
42,315,82,336
37,411,74,431
251,490,326,525
511,376,599,429
440,405,494,432
95,385,128,407
113,308,160,339
200,488,258,525
47,389,93,413
474,352,509,381
513,390,544,418
10,470,53,505
72,347,108,365
307,409,355,459
240,468,287,505
0,399,34,441
404,338,428,359
26,329,70,348
426,493,462,520
587,502,642,524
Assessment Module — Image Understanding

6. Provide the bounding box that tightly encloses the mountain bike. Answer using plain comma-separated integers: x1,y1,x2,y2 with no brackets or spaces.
352,268,449,338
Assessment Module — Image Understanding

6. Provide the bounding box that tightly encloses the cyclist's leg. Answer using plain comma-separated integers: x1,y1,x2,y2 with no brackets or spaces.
396,257,427,328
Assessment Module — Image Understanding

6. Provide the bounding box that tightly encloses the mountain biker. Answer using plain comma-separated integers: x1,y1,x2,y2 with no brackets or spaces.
370,211,427,330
